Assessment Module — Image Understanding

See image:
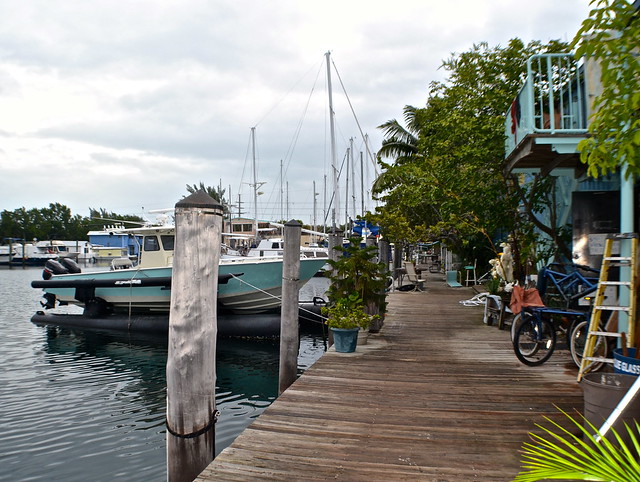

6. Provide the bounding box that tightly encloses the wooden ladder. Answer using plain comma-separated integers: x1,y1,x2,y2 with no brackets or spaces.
577,233,638,382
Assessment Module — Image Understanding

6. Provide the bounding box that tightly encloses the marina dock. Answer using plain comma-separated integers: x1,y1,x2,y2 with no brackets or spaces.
197,277,584,481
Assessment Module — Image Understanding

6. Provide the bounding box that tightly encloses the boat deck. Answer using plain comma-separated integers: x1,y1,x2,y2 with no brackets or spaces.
196,276,584,481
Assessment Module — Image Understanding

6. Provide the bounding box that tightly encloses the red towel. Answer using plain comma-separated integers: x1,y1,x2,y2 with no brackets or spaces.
509,285,545,314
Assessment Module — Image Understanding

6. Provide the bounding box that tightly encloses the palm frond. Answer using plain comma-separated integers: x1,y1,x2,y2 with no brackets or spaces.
514,407,640,481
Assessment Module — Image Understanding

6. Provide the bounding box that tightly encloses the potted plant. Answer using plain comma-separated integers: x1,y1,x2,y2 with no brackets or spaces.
325,237,388,332
322,294,378,353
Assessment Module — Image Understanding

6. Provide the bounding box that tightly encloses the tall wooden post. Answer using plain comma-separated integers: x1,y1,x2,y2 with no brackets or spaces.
166,191,223,482
379,239,390,270
327,228,343,347
328,228,343,266
279,220,301,395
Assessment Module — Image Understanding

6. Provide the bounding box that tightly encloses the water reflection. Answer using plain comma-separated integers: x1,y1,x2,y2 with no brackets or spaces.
1,268,328,481
38,325,324,462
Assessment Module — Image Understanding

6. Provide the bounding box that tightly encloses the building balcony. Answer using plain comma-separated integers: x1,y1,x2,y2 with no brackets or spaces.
504,53,599,175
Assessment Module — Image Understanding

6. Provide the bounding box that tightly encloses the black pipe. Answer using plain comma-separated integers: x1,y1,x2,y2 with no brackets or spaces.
31,273,241,289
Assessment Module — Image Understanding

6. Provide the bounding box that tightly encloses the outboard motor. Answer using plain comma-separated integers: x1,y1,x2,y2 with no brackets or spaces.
42,259,69,280
59,257,82,273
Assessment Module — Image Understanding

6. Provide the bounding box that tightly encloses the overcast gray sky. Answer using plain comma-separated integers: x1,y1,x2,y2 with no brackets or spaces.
0,0,592,226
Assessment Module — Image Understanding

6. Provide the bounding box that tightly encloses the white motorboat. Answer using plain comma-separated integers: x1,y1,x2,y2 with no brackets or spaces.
32,224,327,317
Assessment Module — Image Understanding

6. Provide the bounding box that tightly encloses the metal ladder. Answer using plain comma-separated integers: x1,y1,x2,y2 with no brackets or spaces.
577,233,638,382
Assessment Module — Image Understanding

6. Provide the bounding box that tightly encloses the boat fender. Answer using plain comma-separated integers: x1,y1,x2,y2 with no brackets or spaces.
59,257,82,273
42,259,69,279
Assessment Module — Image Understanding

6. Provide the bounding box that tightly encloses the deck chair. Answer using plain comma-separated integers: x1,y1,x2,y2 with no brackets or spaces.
446,270,462,287
402,261,426,291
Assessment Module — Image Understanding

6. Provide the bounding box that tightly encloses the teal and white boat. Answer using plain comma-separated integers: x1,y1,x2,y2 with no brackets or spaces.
33,224,326,317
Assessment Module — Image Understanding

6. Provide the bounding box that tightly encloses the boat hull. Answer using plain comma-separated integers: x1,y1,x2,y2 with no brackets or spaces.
38,258,326,315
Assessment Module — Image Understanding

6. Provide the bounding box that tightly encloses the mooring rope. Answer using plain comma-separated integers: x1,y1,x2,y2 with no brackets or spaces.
228,273,328,323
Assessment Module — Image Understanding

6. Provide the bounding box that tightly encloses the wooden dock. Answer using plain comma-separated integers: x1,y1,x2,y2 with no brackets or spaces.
197,279,584,481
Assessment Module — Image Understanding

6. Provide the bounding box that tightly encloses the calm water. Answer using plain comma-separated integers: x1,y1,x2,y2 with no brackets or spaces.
0,267,329,481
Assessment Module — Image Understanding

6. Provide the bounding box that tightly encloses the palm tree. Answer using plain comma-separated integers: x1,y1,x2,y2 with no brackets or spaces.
372,105,422,195
377,105,421,162
185,182,229,215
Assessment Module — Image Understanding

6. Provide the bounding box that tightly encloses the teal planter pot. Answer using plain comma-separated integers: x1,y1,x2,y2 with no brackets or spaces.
331,327,359,353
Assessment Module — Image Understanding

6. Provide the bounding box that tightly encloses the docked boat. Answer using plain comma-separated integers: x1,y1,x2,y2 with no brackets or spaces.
32,224,327,318
1,240,92,266
0,243,20,265
241,237,328,259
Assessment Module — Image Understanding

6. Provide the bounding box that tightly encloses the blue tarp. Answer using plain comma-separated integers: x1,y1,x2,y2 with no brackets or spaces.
352,221,379,236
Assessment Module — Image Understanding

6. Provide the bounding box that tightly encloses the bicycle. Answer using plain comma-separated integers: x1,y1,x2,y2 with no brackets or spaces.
511,263,600,366
510,263,599,341
568,311,617,373
513,306,589,366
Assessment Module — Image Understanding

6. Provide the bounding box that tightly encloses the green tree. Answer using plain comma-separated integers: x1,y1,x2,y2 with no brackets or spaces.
88,208,146,227
185,182,230,215
571,0,640,178
371,39,573,276
0,205,144,242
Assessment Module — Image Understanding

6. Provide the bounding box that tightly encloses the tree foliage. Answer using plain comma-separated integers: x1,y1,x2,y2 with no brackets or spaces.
185,182,230,215
0,205,144,242
571,0,640,178
370,39,572,272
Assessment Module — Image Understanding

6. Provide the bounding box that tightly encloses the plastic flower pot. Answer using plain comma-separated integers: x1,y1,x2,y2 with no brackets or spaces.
331,327,359,353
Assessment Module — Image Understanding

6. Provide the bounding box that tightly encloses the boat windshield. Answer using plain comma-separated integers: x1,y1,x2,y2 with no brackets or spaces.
143,235,175,252
161,235,174,251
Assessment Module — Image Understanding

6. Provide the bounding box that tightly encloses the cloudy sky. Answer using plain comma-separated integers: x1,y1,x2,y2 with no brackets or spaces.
0,0,592,226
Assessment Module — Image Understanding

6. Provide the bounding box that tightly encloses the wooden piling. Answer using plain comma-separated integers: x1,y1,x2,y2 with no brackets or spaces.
328,228,343,265
326,228,343,347
279,220,302,395
379,239,390,268
166,191,223,482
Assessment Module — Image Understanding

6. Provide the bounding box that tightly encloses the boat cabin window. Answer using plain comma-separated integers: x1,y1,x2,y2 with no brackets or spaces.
161,235,174,251
271,242,281,249
143,236,160,252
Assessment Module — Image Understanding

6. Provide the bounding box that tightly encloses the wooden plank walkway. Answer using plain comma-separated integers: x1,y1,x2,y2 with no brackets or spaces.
197,279,584,481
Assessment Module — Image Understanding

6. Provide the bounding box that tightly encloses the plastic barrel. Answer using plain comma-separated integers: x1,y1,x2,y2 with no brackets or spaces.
613,348,640,376
581,372,640,446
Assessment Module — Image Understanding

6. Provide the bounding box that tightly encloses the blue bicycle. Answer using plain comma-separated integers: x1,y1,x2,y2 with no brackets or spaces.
512,263,600,366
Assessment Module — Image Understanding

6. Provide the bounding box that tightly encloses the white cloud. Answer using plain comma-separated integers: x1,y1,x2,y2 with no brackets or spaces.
0,0,592,223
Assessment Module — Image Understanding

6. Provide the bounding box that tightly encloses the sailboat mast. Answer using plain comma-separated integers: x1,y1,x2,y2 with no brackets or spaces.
313,180,317,244
323,174,327,235
326,51,339,230
251,126,258,243
345,146,350,230
351,138,356,221
280,160,284,223
360,151,365,216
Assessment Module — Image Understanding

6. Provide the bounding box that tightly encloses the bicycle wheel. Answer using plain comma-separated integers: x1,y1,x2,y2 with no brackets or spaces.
513,318,556,366
569,319,608,371
510,312,525,343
